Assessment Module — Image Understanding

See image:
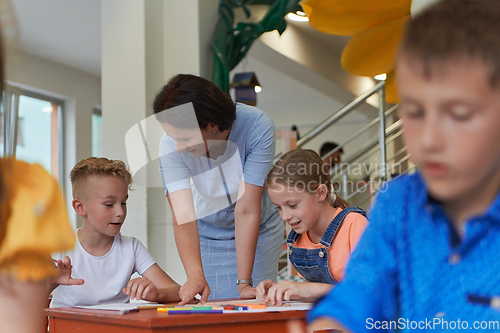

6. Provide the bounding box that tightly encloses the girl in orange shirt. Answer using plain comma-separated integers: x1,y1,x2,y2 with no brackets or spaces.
256,149,368,305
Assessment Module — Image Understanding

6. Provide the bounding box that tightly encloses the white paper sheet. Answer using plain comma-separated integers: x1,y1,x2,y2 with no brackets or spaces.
74,300,165,311
72,300,312,313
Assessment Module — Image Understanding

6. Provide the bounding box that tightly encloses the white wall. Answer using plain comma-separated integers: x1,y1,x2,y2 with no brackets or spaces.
101,0,218,285
230,53,375,159
5,48,101,227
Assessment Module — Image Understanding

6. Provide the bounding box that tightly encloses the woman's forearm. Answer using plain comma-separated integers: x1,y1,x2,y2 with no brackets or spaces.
234,210,260,281
234,182,266,284
167,191,204,279
172,221,204,278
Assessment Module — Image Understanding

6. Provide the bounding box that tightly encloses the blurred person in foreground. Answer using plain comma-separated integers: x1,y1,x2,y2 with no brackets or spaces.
0,6,75,331
0,160,75,333
308,0,500,332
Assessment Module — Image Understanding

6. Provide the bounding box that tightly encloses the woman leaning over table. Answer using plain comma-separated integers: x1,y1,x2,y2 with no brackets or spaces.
154,74,284,304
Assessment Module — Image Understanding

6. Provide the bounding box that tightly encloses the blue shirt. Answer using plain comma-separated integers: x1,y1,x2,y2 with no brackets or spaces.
308,172,500,332
158,102,279,239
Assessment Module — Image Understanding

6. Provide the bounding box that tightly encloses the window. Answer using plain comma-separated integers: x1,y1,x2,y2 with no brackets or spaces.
1,84,63,182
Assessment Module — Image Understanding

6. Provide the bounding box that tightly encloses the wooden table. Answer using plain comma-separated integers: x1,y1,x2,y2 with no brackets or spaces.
46,305,308,333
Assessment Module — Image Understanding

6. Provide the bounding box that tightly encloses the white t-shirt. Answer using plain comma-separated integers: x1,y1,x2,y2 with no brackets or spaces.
50,231,156,308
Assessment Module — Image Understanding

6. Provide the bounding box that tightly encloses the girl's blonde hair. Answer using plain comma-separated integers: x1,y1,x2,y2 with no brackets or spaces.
266,149,349,209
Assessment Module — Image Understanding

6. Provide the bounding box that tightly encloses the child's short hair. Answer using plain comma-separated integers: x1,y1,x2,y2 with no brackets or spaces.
70,157,132,199
400,0,500,88
267,149,349,209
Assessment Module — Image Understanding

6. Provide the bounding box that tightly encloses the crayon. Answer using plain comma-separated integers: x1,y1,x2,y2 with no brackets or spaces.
219,303,267,310
157,308,191,313
157,308,223,314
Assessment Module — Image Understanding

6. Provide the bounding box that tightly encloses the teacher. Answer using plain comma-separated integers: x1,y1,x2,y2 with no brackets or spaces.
154,74,284,303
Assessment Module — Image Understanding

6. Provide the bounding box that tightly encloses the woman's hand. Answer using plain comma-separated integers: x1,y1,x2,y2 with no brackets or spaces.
123,277,159,301
178,277,210,305
255,279,276,302
238,283,257,299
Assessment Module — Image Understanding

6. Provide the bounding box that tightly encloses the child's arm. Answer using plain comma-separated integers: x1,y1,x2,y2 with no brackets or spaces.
259,280,333,306
0,274,50,333
286,317,350,333
308,318,350,333
123,263,181,303
48,256,84,293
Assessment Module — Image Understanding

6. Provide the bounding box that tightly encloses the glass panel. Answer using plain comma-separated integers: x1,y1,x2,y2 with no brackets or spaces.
1,88,21,157
15,95,52,172
92,109,102,157
0,94,4,157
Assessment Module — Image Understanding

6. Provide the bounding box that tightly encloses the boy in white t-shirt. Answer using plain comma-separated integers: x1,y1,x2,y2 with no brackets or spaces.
49,157,180,307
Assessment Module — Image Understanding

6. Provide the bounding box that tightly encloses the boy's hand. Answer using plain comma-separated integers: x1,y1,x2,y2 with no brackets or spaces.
52,256,84,286
123,277,159,302
265,281,306,306
256,279,276,302
238,284,256,299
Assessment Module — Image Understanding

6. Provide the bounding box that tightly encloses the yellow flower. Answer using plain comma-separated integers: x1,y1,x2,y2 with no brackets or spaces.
301,0,417,103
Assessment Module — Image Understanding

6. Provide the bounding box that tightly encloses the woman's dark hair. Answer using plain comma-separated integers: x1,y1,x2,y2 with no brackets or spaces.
153,74,236,131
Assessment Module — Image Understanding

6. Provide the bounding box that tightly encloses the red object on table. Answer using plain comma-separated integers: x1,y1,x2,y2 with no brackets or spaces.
46,300,308,333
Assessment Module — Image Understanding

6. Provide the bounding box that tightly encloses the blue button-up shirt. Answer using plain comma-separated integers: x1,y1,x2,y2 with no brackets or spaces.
308,172,500,332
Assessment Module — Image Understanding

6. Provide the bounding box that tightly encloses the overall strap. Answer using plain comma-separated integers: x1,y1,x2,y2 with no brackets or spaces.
320,207,367,247
287,228,301,244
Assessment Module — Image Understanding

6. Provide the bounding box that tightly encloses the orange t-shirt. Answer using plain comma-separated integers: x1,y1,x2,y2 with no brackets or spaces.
293,207,368,282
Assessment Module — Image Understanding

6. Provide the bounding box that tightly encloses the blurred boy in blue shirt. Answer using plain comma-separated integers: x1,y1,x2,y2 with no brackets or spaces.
307,0,500,332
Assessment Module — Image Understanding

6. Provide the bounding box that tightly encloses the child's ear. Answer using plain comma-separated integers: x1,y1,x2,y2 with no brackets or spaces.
72,198,87,217
316,184,328,203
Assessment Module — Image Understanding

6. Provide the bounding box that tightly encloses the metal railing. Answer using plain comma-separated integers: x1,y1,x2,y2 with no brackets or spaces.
295,81,385,148
275,81,403,200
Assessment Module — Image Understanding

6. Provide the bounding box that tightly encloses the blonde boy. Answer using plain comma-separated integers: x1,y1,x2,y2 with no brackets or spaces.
50,157,180,307
308,0,500,332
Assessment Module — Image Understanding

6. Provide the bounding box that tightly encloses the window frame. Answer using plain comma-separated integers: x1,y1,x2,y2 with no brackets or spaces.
2,83,65,182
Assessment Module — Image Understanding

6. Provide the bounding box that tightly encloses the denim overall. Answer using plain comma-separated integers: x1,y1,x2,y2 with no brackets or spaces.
286,207,367,284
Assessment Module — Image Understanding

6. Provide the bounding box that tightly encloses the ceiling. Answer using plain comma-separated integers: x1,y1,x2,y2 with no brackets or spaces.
10,1,352,81
11,0,101,76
